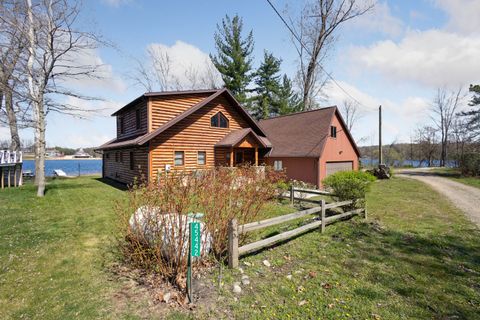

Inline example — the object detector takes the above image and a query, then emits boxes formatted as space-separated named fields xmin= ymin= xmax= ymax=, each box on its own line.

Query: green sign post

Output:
xmin=187 ymin=221 xmax=201 ymax=303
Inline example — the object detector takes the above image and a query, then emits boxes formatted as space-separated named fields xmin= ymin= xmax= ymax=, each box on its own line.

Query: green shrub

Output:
xmin=323 ymin=171 xmax=376 ymax=207
xmin=459 ymin=152 xmax=480 ymax=176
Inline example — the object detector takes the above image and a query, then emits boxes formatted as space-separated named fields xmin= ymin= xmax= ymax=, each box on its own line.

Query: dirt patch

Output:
xmin=108 ymin=262 xmax=220 ymax=318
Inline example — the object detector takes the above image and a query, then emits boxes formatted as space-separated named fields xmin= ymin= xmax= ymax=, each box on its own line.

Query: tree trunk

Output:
xmin=36 ymin=99 xmax=46 ymax=197
xmin=5 ymin=89 xmax=21 ymax=151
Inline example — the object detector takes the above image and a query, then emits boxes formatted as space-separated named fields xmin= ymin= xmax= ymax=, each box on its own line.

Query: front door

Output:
xmin=235 ymin=150 xmax=244 ymax=165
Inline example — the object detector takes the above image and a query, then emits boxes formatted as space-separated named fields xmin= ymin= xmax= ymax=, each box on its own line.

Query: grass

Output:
xmin=1 ymin=176 xmax=479 ymax=319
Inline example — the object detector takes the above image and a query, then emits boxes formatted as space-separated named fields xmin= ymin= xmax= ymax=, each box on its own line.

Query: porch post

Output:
xmin=230 ymin=148 xmax=234 ymax=167
xmin=255 ymin=147 xmax=258 ymax=166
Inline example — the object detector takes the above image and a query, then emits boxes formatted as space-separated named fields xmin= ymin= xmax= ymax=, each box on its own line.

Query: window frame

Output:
xmin=135 ymin=109 xmax=141 ymax=130
xmin=210 ymin=112 xmax=229 ymax=128
xmin=330 ymin=126 xmax=337 ymax=138
xmin=174 ymin=151 xmax=184 ymax=166
xmin=274 ymin=160 xmax=283 ymax=171
xmin=197 ymin=151 xmax=206 ymax=165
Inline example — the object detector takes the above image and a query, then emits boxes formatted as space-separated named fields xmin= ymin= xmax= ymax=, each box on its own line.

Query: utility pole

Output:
xmin=378 ymin=105 xmax=382 ymax=166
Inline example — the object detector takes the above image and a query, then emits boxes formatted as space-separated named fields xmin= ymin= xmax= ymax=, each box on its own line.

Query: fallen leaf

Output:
xmin=308 ymin=271 xmax=317 ymax=278
xmin=321 ymin=282 xmax=332 ymax=289
xmin=298 ymin=300 xmax=307 ymax=306
xmin=327 ymin=303 xmax=335 ymax=309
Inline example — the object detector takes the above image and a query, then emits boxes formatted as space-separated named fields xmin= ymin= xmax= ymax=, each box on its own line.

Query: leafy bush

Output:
xmin=459 ymin=152 xmax=480 ymax=176
xmin=322 ymin=171 xmax=376 ymax=207
xmin=116 ymin=166 xmax=285 ymax=290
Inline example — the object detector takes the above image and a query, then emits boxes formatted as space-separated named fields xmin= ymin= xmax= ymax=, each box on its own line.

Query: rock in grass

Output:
xmin=233 ymin=282 xmax=242 ymax=294
xmin=262 ymin=260 xmax=271 ymax=267
xmin=163 ymin=292 xmax=171 ymax=303
xmin=241 ymin=275 xmax=250 ymax=285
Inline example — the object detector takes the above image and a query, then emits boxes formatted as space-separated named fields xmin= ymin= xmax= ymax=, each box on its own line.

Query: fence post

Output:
xmin=321 ymin=199 xmax=326 ymax=233
xmin=290 ymin=185 xmax=294 ymax=205
xmin=228 ymin=219 xmax=239 ymax=269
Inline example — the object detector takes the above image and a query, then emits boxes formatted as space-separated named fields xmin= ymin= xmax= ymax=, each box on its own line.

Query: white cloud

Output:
xmin=349 ymin=29 xmax=480 ymax=87
xmin=349 ymin=1 xmax=404 ymax=37
xmin=435 ymin=0 xmax=480 ymax=34
xmin=325 ymin=80 xmax=430 ymax=144
xmin=58 ymin=48 xmax=127 ymax=94
xmin=145 ymin=40 xmax=223 ymax=90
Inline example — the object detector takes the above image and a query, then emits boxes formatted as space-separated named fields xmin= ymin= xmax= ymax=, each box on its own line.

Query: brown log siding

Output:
xmin=149 ymin=93 xmax=212 ymax=131
xmin=116 ymin=101 xmax=147 ymax=139
xmin=149 ymin=96 xmax=251 ymax=180
xmin=103 ymin=146 xmax=148 ymax=185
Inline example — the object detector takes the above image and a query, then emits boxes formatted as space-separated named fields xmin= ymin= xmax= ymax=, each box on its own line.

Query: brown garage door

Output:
xmin=326 ymin=161 xmax=353 ymax=176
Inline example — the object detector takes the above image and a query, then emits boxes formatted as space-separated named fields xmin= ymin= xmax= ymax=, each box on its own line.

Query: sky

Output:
xmin=2 ymin=0 xmax=480 ymax=148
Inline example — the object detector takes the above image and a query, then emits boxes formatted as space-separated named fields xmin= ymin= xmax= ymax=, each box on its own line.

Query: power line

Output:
xmin=265 ymin=0 xmax=374 ymax=111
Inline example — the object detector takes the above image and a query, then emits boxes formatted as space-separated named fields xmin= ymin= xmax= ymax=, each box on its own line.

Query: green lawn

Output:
xmin=1 ymin=176 xmax=479 ymax=319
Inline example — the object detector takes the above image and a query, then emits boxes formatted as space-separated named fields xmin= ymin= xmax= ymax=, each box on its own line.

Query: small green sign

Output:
xmin=190 ymin=222 xmax=201 ymax=257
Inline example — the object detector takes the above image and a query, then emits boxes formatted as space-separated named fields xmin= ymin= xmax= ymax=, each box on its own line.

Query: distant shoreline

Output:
xmin=23 ymin=156 xmax=102 ymax=161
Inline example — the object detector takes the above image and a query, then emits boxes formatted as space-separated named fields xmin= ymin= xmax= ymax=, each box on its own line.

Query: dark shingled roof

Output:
xmin=215 ymin=128 xmax=271 ymax=148
xmin=259 ymin=107 xmax=360 ymax=158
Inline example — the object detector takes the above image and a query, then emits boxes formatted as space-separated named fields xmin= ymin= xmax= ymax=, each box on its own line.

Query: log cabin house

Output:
xmin=97 ymin=88 xmax=359 ymax=188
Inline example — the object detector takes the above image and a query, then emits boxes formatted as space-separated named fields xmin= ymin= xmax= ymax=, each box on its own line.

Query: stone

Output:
xmin=241 ymin=275 xmax=250 ymax=285
xmin=238 ymin=267 xmax=244 ymax=274
xmin=163 ymin=292 xmax=171 ymax=303
xmin=233 ymin=283 xmax=242 ymax=294
xmin=262 ymin=260 xmax=271 ymax=267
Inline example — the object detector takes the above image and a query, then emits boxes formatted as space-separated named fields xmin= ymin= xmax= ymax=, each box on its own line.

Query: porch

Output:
xmin=214 ymin=128 xmax=271 ymax=167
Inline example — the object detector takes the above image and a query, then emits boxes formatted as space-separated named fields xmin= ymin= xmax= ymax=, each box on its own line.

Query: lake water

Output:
xmin=23 ymin=159 xmax=102 ymax=176
xmin=360 ymin=158 xmax=458 ymax=168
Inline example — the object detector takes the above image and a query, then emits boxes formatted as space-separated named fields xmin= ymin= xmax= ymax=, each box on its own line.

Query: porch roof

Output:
xmin=215 ymin=128 xmax=271 ymax=148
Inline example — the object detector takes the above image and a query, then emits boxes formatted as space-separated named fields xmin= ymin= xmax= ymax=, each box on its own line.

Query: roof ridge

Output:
xmin=260 ymin=106 xmax=337 ymax=121
xmin=144 ymin=88 xmax=221 ymax=96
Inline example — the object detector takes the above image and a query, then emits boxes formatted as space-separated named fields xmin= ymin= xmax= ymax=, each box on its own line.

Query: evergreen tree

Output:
xmin=276 ymin=75 xmax=302 ymax=116
xmin=461 ymin=84 xmax=480 ymax=140
xmin=210 ymin=15 xmax=254 ymax=104
xmin=250 ymin=51 xmax=282 ymax=120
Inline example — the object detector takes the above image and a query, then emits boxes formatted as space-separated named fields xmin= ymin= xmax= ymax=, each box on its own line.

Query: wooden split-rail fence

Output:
xmin=228 ymin=193 xmax=366 ymax=269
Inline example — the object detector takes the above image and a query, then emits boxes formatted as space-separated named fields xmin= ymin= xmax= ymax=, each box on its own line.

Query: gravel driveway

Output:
xmin=396 ymin=168 xmax=480 ymax=227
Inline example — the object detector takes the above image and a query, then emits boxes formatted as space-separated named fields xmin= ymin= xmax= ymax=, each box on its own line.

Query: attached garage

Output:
xmin=325 ymin=161 xmax=353 ymax=177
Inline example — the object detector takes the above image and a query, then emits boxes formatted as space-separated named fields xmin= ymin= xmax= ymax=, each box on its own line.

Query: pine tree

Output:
xmin=461 ymin=84 xmax=480 ymax=140
xmin=210 ymin=15 xmax=254 ymax=104
xmin=250 ymin=51 xmax=282 ymax=120
xmin=276 ymin=75 xmax=302 ymax=116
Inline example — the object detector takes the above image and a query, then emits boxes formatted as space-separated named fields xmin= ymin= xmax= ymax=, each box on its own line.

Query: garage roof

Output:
xmin=259 ymin=107 xmax=360 ymax=158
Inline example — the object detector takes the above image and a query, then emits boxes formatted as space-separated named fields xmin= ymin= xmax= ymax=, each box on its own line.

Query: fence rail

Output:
xmin=228 ymin=199 xmax=366 ymax=268
xmin=284 ymin=185 xmax=333 ymax=205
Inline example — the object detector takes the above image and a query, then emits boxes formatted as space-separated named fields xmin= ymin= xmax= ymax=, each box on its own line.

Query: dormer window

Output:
xmin=330 ymin=126 xmax=337 ymax=138
xmin=211 ymin=112 xmax=229 ymax=128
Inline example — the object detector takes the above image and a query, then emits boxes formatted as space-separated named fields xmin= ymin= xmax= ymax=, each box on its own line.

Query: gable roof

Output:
xmin=97 ymin=88 xmax=267 ymax=150
xmin=259 ymin=107 xmax=360 ymax=158
xmin=215 ymin=128 xmax=271 ymax=148
xmin=111 ymin=89 xmax=218 ymax=116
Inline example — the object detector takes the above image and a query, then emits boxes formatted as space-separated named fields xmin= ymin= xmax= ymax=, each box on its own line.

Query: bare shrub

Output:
xmin=115 ymin=165 xmax=285 ymax=290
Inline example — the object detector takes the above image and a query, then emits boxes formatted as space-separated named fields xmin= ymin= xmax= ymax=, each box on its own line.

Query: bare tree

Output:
xmin=20 ymin=0 xmax=104 ymax=196
xmin=416 ymin=126 xmax=438 ymax=167
xmin=0 ymin=0 xmax=27 ymax=151
xmin=131 ymin=49 xmax=222 ymax=92
xmin=340 ymin=99 xmax=362 ymax=132
xmin=291 ymin=0 xmax=374 ymax=109
xmin=430 ymin=87 xmax=465 ymax=167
